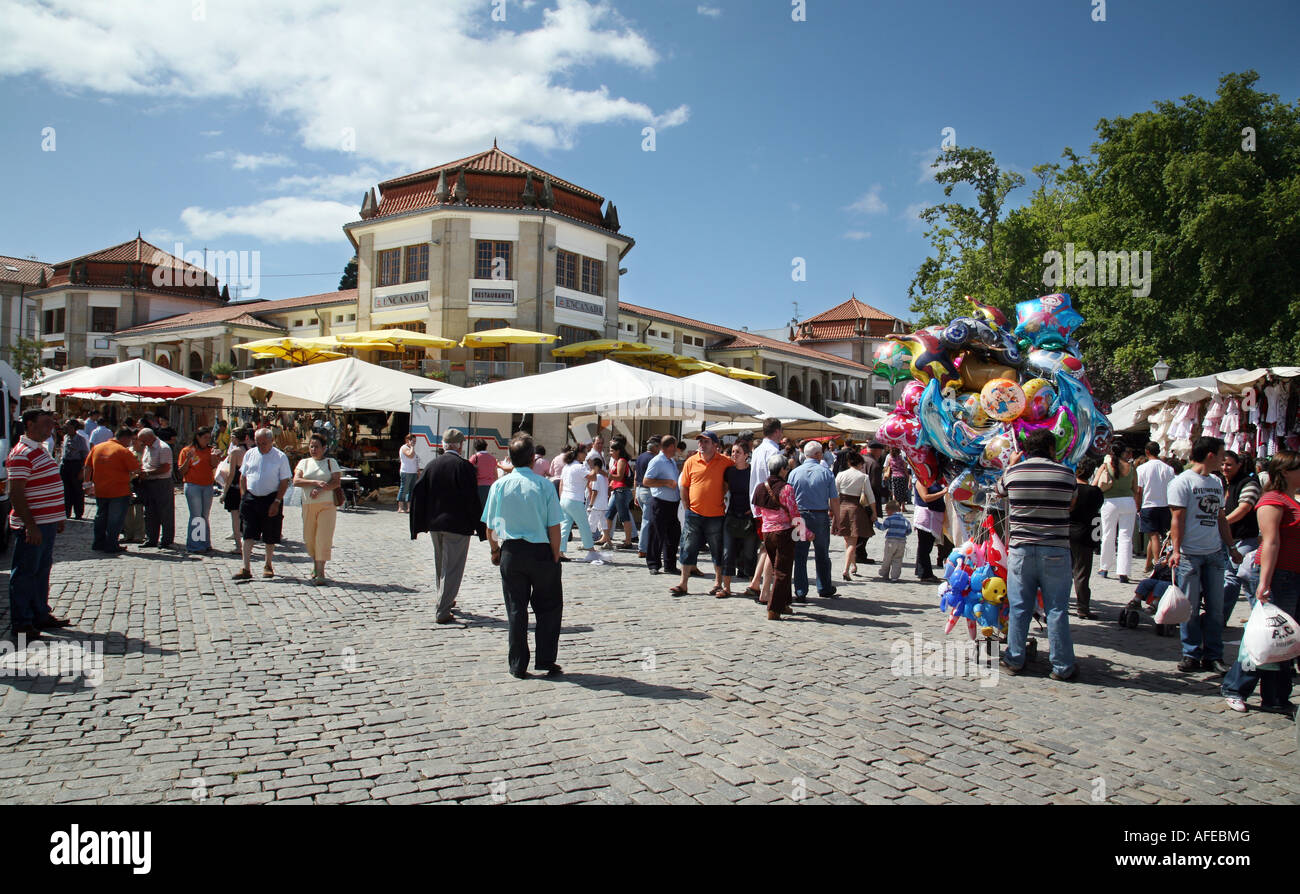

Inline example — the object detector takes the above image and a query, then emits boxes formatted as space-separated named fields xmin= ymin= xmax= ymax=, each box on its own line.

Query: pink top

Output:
xmin=754 ymin=480 xmax=801 ymax=533
xmin=531 ymin=457 xmax=550 ymax=476
xmin=470 ymin=451 xmax=497 ymax=486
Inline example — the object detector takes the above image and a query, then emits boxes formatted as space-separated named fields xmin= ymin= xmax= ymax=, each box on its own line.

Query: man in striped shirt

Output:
xmin=7 ymin=409 xmax=73 ymax=641
xmin=995 ymin=428 xmax=1078 ymax=680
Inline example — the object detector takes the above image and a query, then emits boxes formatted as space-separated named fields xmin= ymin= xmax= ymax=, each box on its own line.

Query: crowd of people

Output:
xmin=6 ymin=403 xmax=1298 ymax=719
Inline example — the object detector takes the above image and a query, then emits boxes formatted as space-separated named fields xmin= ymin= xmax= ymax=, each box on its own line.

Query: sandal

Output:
xmin=718 ymin=590 xmax=732 ymax=599
xmin=669 ymin=585 xmax=688 ymax=596
xmin=708 ymin=585 xmax=722 ymax=596
xmin=263 ymin=567 xmax=275 ymax=578
xmin=232 ymin=569 xmax=252 ymax=581
xmin=741 ymin=587 xmax=761 ymax=599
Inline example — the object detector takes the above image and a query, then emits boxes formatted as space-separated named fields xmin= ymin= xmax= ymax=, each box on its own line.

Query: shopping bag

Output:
xmin=1153 ymin=583 xmax=1191 ymax=625
xmin=214 ymin=458 xmax=231 ymax=490
xmin=1243 ymin=601 xmax=1300 ymax=666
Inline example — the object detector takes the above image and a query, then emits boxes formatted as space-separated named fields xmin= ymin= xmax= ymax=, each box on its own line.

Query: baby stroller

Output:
xmin=1117 ymin=535 xmax=1176 ymax=636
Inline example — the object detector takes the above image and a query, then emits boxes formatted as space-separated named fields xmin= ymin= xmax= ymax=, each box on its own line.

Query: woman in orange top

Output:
xmin=178 ymin=426 xmax=221 ymax=552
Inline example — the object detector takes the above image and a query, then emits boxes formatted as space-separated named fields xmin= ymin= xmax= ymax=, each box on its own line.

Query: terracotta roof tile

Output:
xmin=115 ymin=306 xmax=283 ymax=337
xmin=802 ymin=295 xmax=899 ymax=323
xmin=380 ymin=146 xmax=601 ymax=200
xmin=618 ymin=301 xmax=870 ymax=372
xmin=0 ymin=255 xmax=54 ymax=287
xmin=234 ymin=289 xmax=358 ymax=314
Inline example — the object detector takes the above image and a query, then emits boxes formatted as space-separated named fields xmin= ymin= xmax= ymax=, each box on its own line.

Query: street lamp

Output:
xmin=1153 ymin=358 xmax=1170 ymax=383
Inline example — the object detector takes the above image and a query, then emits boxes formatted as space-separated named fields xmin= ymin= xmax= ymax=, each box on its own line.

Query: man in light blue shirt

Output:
xmin=482 ymin=433 xmax=565 ymax=680
xmin=786 ymin=441 xmax=840 ymax=601
xmin=88 ymin=419 xmax=113 ymax=447
xmin=641 ymin=435 xmax=682 ymax=575
xmin=82 ymin=411 xmax=101 ymax=439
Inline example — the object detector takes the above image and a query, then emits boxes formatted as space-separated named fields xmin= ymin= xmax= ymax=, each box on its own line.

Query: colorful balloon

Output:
xmin=920 ymin=380 xmax=1002 ymax=459
xmin=1025 ymin=348 xmax=1088 ymax=389
xmin=872 ymin=341 xmax=914 ymax=385
xmin=982 ymin=577 xmax=1007 ymax=604
xmin=899 ymin=379 xmax=926 ymax=415
xmin=979 ymin=431 xmax=1016 ymax=470
xmin=888 ymin=329 xmax=959 ymax=388
xmin=1013 ymin=405 xmax=1078 ymax=464
xmin=960 ymin=391 xmax=990 ymax=427
xmin=1055 ymin=371 xmax=1099 ymax=469
xmin=958 ymin=357 xmax=1018 ymax=392
xmin=1014 ymin=293 xmax=1084 ymax=349
xmin=980 ymin=378 xmax=1026 ymax=422
xmin=1020 ymin=377 xmax=1057 ymax=422
xmin=878 ymin=411 xmax=922 ymax=451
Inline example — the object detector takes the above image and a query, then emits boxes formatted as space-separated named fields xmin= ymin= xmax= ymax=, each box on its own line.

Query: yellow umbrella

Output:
xmin=690 ymin=359 xmax=729 ymax=374
xmin=550 ymin=339 xmax=653 ymax=358
xmin=460 ymin=327 xmax=559 ymax=348
xmin=339 ymin=329 xmax=458 ymax=350
xmin=724 ymin=366 xmax=773 ymax=380
xmin=307 ymin=335 xmax=401 ymax=353
xmin=236 ymin=338 xmax=347 ymax=366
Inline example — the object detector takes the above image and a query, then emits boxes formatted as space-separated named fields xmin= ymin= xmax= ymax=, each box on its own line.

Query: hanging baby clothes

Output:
xmin=1265 ymin=380 xmax=1284 ymax=425
xmin=1169 ymin=400 xmax=1200 ymax=441
xmin=1242 ymin=386 xmax=1259 ymax=427
xmin=1202 ymin=395 xmax=1227 ymax=438
xmin=1221 ymin=397 xmax=1241 ymax=435
xmin=1149 ymin=403 xmax=1176 ymax=453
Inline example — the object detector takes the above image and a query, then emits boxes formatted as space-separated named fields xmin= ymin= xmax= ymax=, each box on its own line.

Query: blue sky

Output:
xmin=1 ymin=0 xmax=1296 ymax=330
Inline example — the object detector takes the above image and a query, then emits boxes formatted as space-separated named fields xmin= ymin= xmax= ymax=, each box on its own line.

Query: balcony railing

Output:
xmin=380 ymin=358 xmax=529 ymax=387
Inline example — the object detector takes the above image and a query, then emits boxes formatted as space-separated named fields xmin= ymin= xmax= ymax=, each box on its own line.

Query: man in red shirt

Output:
xmin=84 ymin=427 xmax=143 ymax=554
xmin=7 ymin=409 xmax=72 ymax=641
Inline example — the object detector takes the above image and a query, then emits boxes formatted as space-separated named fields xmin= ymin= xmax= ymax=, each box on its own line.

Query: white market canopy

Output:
xmin=22 ymin=358 xmax=201 ymax=398
xmin=217 ymin=357 xmax=458 ymax=413
xmin=1108 ymin=366 xmax=1300 ymax=433
xmin=177 ymin=377 xmax=329 ymax=411
xmin=681 ymin=371 xmax=833 ymax=424
xmin=418 ymin=359 xmax=761 ymax=418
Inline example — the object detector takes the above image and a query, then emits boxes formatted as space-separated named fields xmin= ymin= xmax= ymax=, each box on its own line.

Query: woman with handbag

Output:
xmin=220 ymin=426 xmax=253 ymax=554
xmin=1221 ymin=450 xmax=1300 ymax=714
xmin=834 ymin=451 xmax=874 ymax=580
xmin=1096 ymin=441 xmax=1137 ymax=583
xmin=293 ymin=432 xmax=343 ymax=584
xmin=719 ymin=441 xmax=758 ymax=597
xmin=752 ymin=453 xmax=802 ymax=620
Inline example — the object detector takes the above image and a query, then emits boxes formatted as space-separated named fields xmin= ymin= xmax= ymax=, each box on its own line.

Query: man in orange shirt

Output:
xmin=669 ymin=430 xmax=733 ymax=597
xmin=84 ymin=427 xmax=142 ymax=554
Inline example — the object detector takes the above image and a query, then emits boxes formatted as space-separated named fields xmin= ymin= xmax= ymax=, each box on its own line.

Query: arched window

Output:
xmin=787 ymin=376 xmax=801 ymax=404
xmin=809 ymin=379 xmax=823 ymax=414
xmin=189 ymin=352 xmax=203 ymax=380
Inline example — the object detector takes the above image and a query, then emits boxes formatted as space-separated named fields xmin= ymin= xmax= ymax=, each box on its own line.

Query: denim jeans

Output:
xmin=1177 ymin=549 xmax=1227 ymax=661
xmin=1004 ymin=544 xmax=1076 ymax=674
xmin=184 ymin=483 xmax=214 ymax=551
xmin=606 ymin=487 xmax=634 ymax=526
xmin=679 ymin=509 xmax=724 ymax=569
xmin=92 ymin=495 xmax=130 ymax=551
xmin=793 ymin=509 xmax=834 ymax=596
xmin=1222 ymin=537 xmax=1259 ymax=626
xmin=9 ymin=523 xmax=57 ymax=629
xmin=559 ymin=498 xmax=593 ymax=553
xmin=636 ymin=487 xmax=654 ymax=546
xmin=396 ymin=472 xmax=417 ymax=503
xmin=1222 ymin=566 xmax=1298 ymax=707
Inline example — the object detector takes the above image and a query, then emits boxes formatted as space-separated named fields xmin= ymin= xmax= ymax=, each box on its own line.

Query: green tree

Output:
xmin=339 ymin=257 xmax=358 ymax=291
xmin=10 ymin=337 xmax=45 ymax=387
xmin=907 ymin=146 xmax=1027 ymax=325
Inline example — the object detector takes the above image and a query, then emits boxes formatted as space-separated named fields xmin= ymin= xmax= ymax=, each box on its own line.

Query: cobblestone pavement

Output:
xmin=0 ymin=494 xmax=1295 ymax=805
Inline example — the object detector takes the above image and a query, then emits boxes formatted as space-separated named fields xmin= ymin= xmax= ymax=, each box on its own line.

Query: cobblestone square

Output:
xmin=1 ymin=494 xmax=1295 ymax=805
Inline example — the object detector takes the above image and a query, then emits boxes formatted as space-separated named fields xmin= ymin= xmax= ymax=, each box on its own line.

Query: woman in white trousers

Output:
xmin=1097 ymin=443 xmax=1138 ymax=582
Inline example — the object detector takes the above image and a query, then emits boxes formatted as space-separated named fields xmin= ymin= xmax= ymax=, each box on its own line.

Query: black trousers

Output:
xmin=645 ymin=497 xmax=681 ymax=573
xmin=500 ymin=540 xmax=563 ymax=674
xmin=139 ymin=478 xmax=175 ymax=546
xmin=915 ymin=529 xmax=951 ymax=578
xmin=1070 ymin=528 xmax=1093 ymax=611
xmin=61 ymin=464 xmax=84 ymax=519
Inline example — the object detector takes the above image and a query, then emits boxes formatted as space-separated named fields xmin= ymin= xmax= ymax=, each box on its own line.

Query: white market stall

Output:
xmin=1108 ymin=365 xmax=1300 ymax=459
xmin=23 ymin=358 xmax=201 ymax=400
xmin=414 ymin=359 xmax=764 ymax=464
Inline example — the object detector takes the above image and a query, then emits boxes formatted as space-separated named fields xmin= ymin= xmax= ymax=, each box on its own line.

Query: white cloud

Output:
xmin=915 ymin=146 xmax=957 ymax=184
xmin=697 ymin=5 xmax=722 ymax=16
xmin=179 ymin=197 xmax=357 ymax=243
xmin=842 ymin=231 xmax=871 ymax=241
xmin=0 ymin=0 xmax=688 ymax=169
xmin=199 ymin=130 xmax=222 ymax=137
xmin=846 ymin=184 xmax=887 ymax=215
xmin=271 ymin=166 xmax=384 ymax=201
xmin=206 ymin=151 xmax=294 ymax=171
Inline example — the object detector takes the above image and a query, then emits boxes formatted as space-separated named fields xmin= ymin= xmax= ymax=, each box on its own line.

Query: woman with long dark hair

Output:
xmin=178 ymin=425 xmax=221 ymax=552
xmin=598 ymin=439 xmax=637 ymax=549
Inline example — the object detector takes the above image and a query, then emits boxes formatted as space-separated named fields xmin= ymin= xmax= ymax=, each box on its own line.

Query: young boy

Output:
xmin=586 ymin=456 xmax=610 ymax=545
xmin=874 ymin=500 xmax=913 ymax=581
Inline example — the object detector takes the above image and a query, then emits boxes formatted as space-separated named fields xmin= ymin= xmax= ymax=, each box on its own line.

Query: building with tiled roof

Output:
xmin=113 ymin=289 xmax=361 ymax=379
xmin=616 ymin=301 xmax=880 ymax=412
xmin=0 ymin=254 xmax=54 ymax=367
xmin=341 ymin=142 xmax=633 ymax=378
xmin=25 ymin=234 xmax=230 ymax=369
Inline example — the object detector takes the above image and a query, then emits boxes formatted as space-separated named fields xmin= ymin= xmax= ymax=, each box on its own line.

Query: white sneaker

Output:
xmin=584 ymin=549 xmax=603 ymax=564
xmin=1224 ymin=696 xmax=1247 ymax=713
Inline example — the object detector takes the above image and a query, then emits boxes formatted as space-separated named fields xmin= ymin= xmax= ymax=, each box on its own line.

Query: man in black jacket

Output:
xmin=410 ymin=428 xmax=481 ymax=624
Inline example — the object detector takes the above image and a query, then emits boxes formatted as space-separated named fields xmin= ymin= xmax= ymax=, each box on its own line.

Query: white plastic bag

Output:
xmin=214 ymin=458 xmax=231 ymax=490
xmin=1243 ymin=601 xmax=1300 ymax=666
xmin=1153 ymin=583 xmax=1192 ymax=624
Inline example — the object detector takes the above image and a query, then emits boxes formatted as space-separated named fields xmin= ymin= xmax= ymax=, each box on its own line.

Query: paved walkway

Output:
xmin=0 ymin=494 xmax=1295 ymax=804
